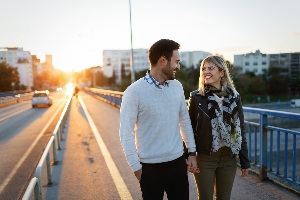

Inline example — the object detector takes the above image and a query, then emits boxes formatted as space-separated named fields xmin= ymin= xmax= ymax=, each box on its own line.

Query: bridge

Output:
xmin=0 ymin=89 xmax=299 ymax=199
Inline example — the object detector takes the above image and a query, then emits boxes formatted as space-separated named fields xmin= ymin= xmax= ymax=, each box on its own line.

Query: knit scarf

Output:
xmin=204 ymin=85 xmax=242 ymax=154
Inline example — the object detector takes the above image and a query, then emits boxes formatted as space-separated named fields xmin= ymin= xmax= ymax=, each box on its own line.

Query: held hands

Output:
xmin=134 ymin=168 xmax=142 ymax=181
xmin=186 ymin=156 xmax=200 ymax=173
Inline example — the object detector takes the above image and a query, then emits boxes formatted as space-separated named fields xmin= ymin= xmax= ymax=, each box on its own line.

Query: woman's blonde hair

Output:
xmin=198 ymin=55 xmax=238 ymax=96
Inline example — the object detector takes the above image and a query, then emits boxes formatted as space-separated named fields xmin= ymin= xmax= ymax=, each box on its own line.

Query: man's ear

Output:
xmin=158 ymin=56 xmax=167 ymax=67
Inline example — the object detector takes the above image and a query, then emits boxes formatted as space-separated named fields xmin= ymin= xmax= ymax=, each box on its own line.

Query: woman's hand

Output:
xmin=134 ymin=169 xmax=142 ymax=181
xmin=186 ymin=156 xmax=200 ymax=173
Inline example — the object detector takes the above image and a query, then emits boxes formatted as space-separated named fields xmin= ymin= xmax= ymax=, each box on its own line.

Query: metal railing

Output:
xmin=87 ymin=88 xmax=300 ymax=190
xmin=85 ymin=88 xmax=123 ymax=108
xmin=22 ymin=94 xmax=72 ymax=200
xmin=243 ymin=107 xmax=300 ymax=187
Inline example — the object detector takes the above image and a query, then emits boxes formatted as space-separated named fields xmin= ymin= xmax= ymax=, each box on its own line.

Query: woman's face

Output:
xmin=202 ymin=61 xmax=224 ymax=89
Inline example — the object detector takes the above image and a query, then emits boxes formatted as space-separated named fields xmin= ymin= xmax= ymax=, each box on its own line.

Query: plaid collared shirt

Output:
xmin=144 ymin=70 xmax=169 ymax=89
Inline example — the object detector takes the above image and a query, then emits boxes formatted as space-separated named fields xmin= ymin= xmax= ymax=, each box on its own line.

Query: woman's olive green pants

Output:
xmin=193 ymin=147 xmax=237 ymax=200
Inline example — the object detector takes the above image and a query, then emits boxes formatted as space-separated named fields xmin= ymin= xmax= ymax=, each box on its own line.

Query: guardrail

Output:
xmin=85 ymin=88 xmax=123 ymax=108
xmin=0 ymin=93 xmax=33 ymax=108
xmin=87 ymin=88 xmax=300 ymax=192
xmin=22 ymin=94 xmax=72 ymax=200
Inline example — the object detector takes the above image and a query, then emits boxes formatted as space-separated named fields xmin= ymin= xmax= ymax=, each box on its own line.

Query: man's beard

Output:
xmin=162 ymin=61 xmax=175 ymax=80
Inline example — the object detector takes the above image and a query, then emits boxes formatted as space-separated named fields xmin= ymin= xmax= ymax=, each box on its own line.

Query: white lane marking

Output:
xmin=79 ymin=96 xmax=133 ymax=200
xmin=0 ymin=106 xmax=31 ymax=122
xmin=0 ymin=102 xmax=65 ymax=193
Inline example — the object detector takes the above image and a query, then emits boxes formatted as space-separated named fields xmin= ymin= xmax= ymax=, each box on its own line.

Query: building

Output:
xmin=180 ymin=51 xmax=210 ymax=69
xmin=234 ymin=50 xmax=269 ymax=75
xmin=103 ymin=49 xmax=149 ymax=83
xmin=32 ymin=55 xmax=42 ymax=74
xmin=234 ymin=50 xmax=300 ymax=79
xmin=269 ymin=52 xmax=300 ymax=79
xmin=0 ymin=47 xmax=33 ymax=89
xmin=103 ymin=49 xmax=210 ymax=83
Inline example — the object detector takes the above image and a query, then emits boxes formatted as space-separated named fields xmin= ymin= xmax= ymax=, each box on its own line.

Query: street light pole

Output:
xmin=129 ymin=0 xmax=135 ymax=83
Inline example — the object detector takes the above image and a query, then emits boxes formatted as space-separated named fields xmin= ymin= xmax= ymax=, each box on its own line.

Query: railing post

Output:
xmin=46 ymin=153 xmax=52 ymax=185
xmin=57 ymin=126 xmax=61 ymax=150
xmin=34 ymin=178 xmax=41 ymax=200
xmin=259 ymin=113 xmax=268 ymax=181
xmin=53 ymin=137 xmax=58 ymax=164
xmin=60 ymin=119 xmax=64 ymax=141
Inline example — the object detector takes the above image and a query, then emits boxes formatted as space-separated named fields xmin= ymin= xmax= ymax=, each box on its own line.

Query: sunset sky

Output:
xmin=1 ymin=0 xmax=300 ymax=72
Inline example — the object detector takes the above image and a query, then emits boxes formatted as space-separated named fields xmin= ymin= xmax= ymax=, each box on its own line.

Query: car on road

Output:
xmin=32 ymin=90 xmax=53 ymax=108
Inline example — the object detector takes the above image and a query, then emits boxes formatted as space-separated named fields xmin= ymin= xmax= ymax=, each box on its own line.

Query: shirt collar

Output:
xmin=144 ymin=70 xmax=169 ymax=89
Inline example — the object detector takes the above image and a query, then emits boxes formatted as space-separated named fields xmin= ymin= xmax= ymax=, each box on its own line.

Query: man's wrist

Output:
xmin=188 ymin=151 xmax=196 ymax=156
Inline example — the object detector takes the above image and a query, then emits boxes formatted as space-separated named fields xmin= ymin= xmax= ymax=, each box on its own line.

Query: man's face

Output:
xmin=162 ymin=50 xmax=180 ymax=80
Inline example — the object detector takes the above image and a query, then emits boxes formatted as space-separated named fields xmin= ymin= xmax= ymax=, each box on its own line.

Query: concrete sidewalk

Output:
xmin=42 ymin=94 xmax=299 ymax=200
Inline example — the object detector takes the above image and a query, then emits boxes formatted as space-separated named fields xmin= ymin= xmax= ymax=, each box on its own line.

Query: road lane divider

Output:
xmin=78 ymin=95 xmax=133 ymax=200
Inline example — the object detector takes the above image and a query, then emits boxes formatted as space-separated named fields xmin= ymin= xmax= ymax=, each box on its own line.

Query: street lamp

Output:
xmin=129 ymin=0 xmax=135 ymax=83
xmin=11 ymin=82 xmax=15 ymax=91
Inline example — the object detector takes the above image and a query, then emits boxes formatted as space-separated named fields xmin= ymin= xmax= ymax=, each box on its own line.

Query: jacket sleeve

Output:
xmin=237 ymin=95 xmax=251 ymax=169
xmin=188 ymin=93 xmax=196 ymax=133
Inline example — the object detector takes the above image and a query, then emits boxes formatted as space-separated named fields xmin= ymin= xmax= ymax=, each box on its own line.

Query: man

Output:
xmin=119 ymin=39 xmax=198 ymax=200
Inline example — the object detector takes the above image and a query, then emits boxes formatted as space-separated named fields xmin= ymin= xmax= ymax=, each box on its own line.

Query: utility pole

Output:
xmin=129 ymin=0 xmax=135 ymax=83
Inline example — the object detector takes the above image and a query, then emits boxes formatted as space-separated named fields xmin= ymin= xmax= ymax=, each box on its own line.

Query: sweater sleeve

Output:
xmin=179 ymin=87 xmax=196 ymax=152
xmin=119 ymin=87 xmax=142 ymax=172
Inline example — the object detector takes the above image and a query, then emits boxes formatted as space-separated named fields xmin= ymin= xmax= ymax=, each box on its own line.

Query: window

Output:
xmin=280 ymin=54 xmax=287 ymax=58
xmin=253 ymin=62 xmax=258 ymax=66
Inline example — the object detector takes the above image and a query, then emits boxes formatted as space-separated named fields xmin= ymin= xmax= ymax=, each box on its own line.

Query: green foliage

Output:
xmin=0 ymin=62 xmax=20 ymax=92
xmin=176 ymin=64 xmax=200 ymax=98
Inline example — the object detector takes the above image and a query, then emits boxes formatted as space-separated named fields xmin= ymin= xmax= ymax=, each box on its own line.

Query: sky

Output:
xmin=1 ymin=0 xmax=300 ymax=72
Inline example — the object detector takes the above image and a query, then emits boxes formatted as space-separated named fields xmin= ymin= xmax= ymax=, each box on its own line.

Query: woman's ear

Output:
xmin=220 ymin=70 xmax=225 ymax=77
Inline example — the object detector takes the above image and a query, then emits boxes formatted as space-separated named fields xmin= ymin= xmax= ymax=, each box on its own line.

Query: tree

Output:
xmin=0 ymin=62 xmax=19 ymax=92
xmin=264 ymin=66 xmax=289 ymax=96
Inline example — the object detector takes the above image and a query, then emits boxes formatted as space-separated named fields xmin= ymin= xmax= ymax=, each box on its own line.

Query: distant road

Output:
xmin=244 ymin=102 xmax=300 ymax=113
xmin=0 ymin=92 xmax=68 ymax=200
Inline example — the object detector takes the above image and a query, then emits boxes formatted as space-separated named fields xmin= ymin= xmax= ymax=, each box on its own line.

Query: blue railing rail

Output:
xmin=87 ymin=88 xmax=300 ymax=191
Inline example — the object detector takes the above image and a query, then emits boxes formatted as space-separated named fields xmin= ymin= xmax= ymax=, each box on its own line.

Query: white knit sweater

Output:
xmin=119 ymin=78 xmax=196 ymax=172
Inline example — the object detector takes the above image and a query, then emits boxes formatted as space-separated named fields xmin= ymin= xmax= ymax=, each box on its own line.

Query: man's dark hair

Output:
xmin=148 ymin=39 xmax=180 ymax=66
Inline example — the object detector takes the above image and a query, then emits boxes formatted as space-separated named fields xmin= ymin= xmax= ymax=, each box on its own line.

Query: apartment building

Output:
xmin=269 ymin=53 xmax=300 ymax=79
xmin=103 ymin=49 xmax=149 ymax=83
xmin=234 ymin=50 xmax=269 ymax=75
xmin=103 ymin=49 xmax=210 ymax=83
xmin=180 ymin=51 xmax=210 ymax=69
xmin=234 ymin=50 xmax=300 ymax=79
xmin=0 ymin=47 xmax=33 ymax=89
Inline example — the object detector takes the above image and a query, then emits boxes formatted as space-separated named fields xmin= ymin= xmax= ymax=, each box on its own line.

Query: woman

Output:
xmin=188 ymin=55 xmax=250 ymax=200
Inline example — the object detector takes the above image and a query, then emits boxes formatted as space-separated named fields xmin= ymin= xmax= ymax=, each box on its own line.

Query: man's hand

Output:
xmin=134 ymin=169 xmax=142 ymax=181
xmin=241 ymin=168 xmax=249 ymax=176
xmin=186 ymin=156 xmax=200 ymax=173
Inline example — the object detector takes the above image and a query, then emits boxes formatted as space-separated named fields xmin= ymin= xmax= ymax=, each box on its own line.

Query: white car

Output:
xmin=32 ymin=90 xmax=53 ymax=108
